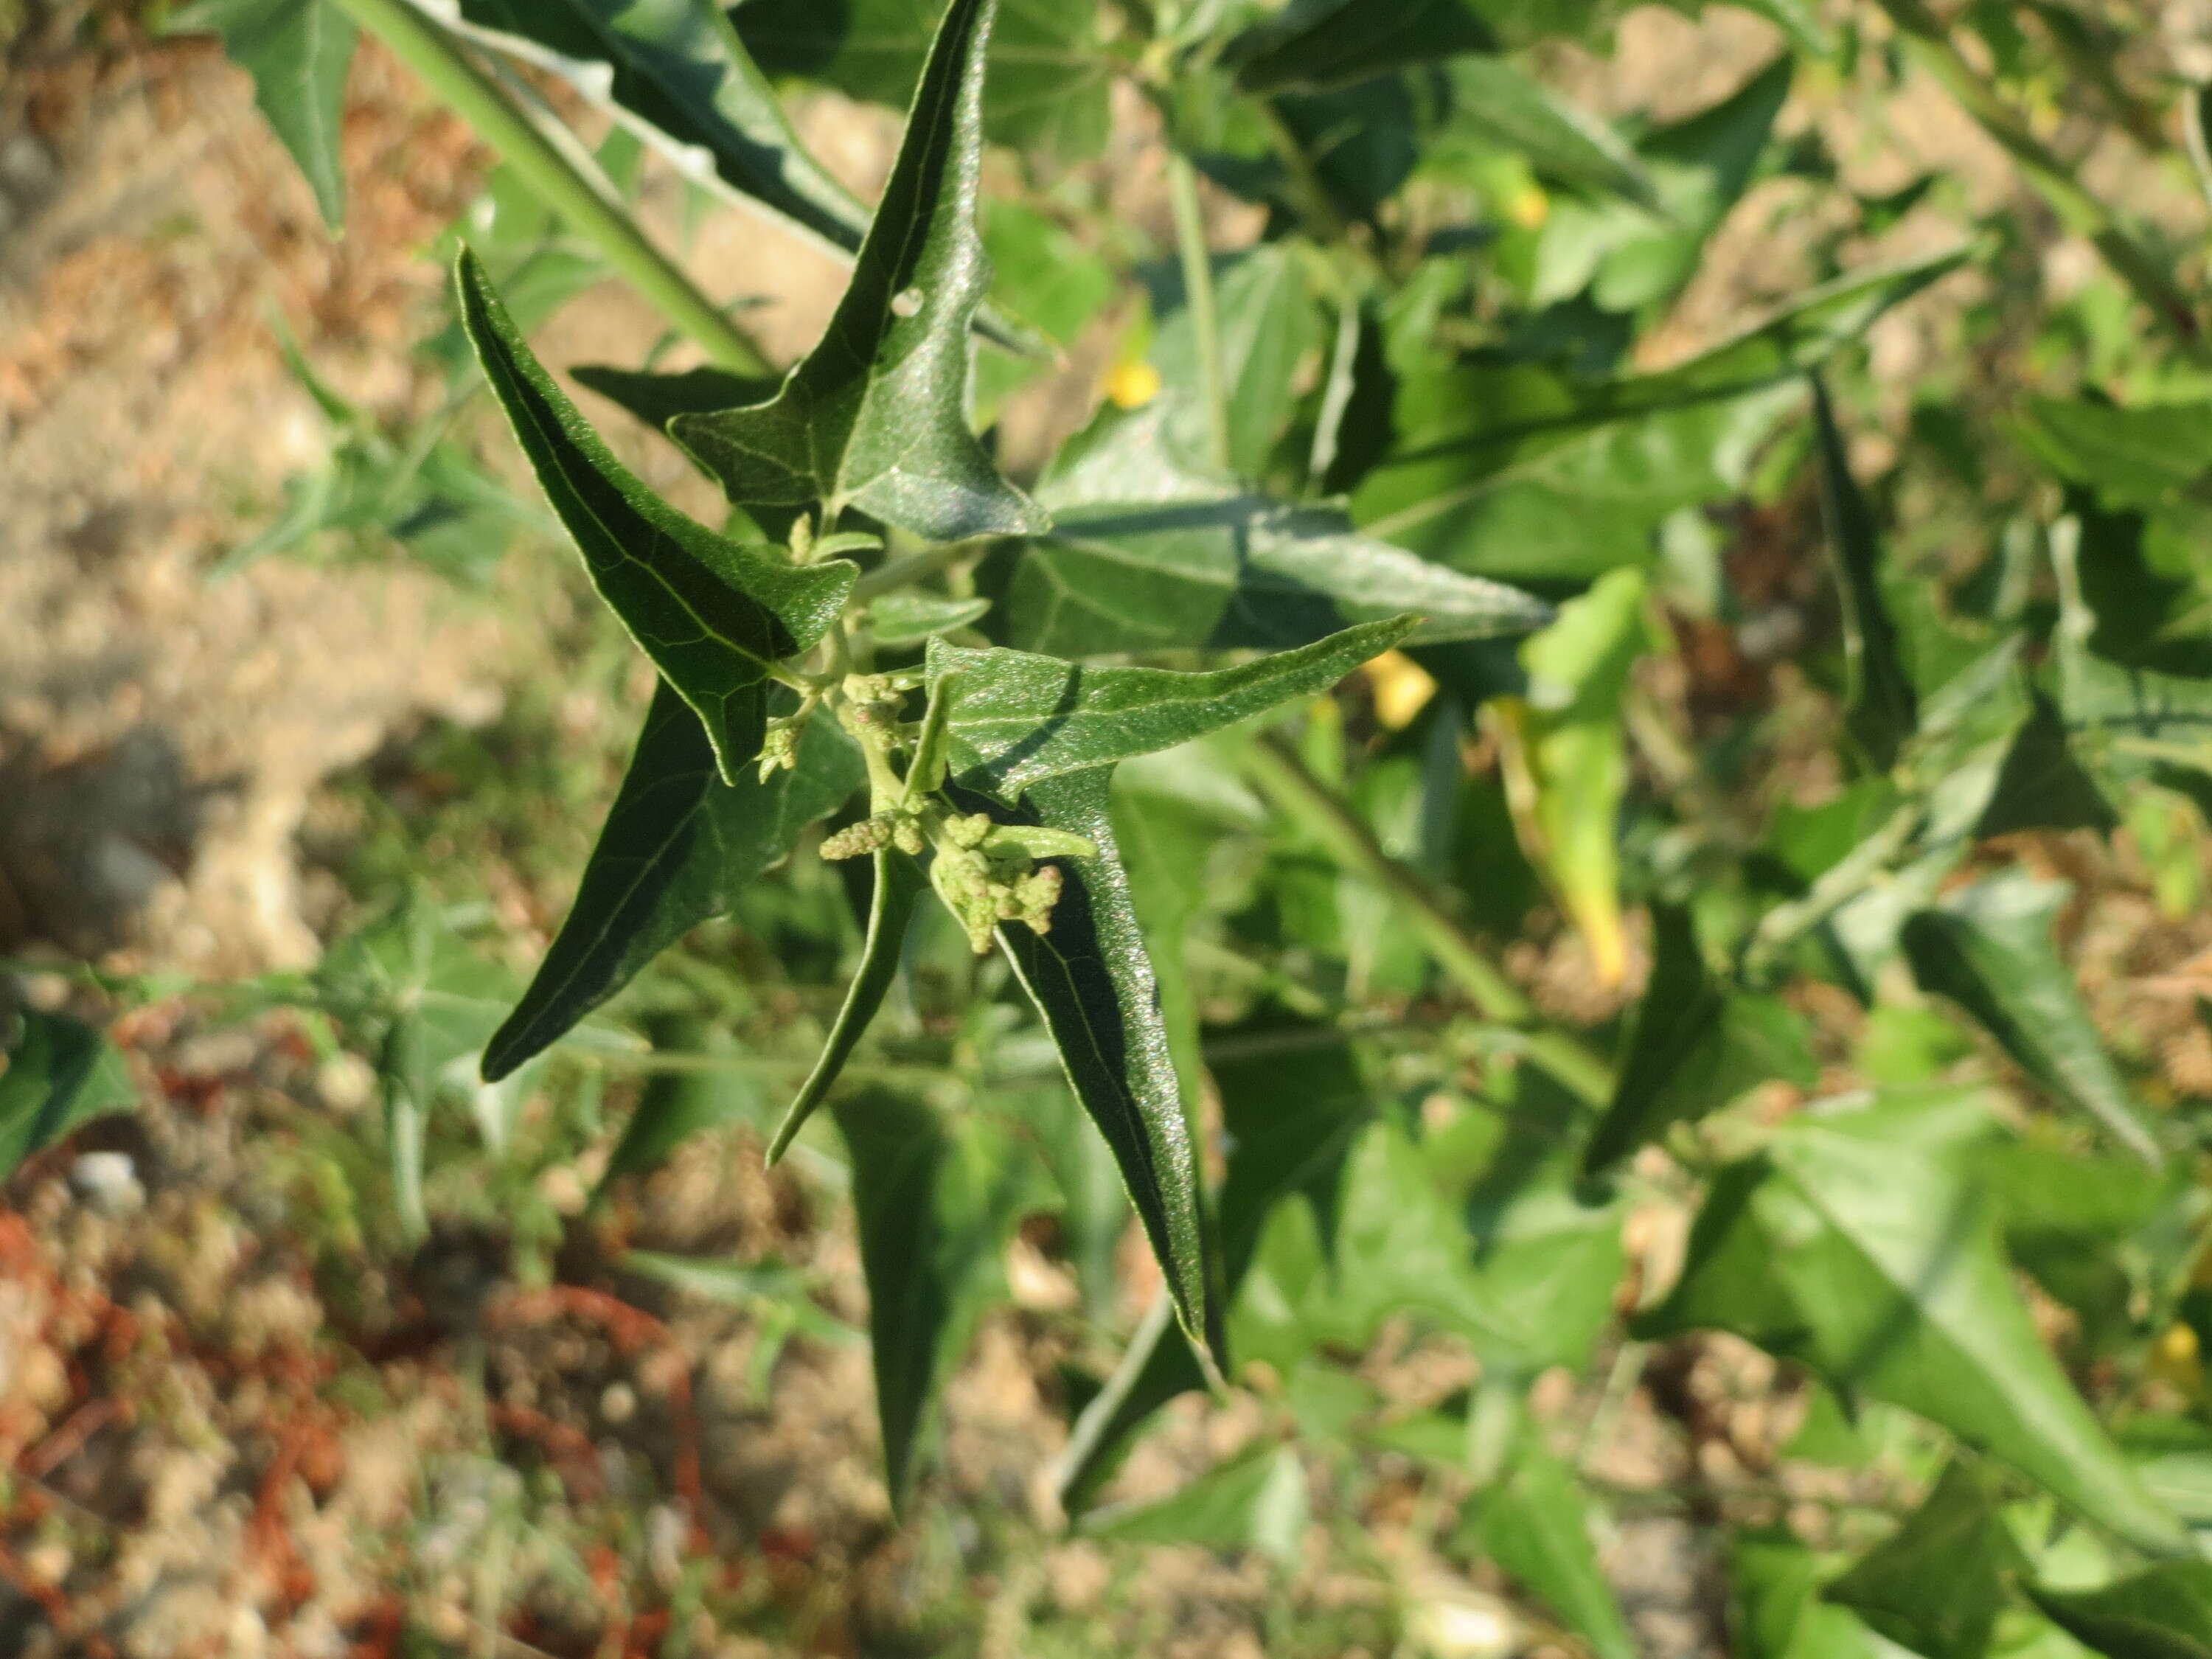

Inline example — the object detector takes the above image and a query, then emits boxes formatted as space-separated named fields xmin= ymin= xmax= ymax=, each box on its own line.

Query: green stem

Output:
xmin=1166 ymin=152 xmax=1233 ymax=474
xmin=330 ymin=0 xmax=772 ymax=375
xmin=1243 ymin=734 xmax=1614 ymax=1107
xmin=1872 ymin=0 xmax=2207 ymax=359
xmin=1737 ymin=799 xmax=1925 ymax=987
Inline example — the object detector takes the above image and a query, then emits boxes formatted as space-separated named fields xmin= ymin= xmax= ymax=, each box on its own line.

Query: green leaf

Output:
xmin=1462 ymin=1443 xmax=1638 ymax=1659
xmin=1900 ymin=871 xmax=2163 ymax=1166
xmin=765 ymin=849 xmax=927 ymax=1162
xmin=0 ymin=1009 xmax=137 ymax=1183
xmin=2017 ymin=397 xmax=2212 ymax=515
xmin=983 ymin=767 xmax=1220 ymax=1360
xmin=1354 ymin=247 xmax=1965 ymax=577
xmin=171 ymin=0 xmax=355 ymax=229
xmin=318 ymin=900 xmax=627 ymax=1235
xmin=1584 ymin=901 xmax=1815 ymax=1177
xmin=1085 ymin=1443 xmax=1310 ymax=1568
xmin=1640 ymin=1094 xmax=2189 ymax=1556
xmin=1153 ymin=242 xmax=1321 ymax=481
xmin=987 ymin=406 xmax=1552 ymax=655
xmin=734 ymin=0 xmax=1113 ymax=161
xmin=927 ymin=616 xmax=1414 ymax=799
xmin=573 ymin=363 xmax=782 ymax=432
xmin=867 ymin=592 xmax=992 ymax=644
xmin=1225 ymin=0 xmax=1496 ymax=93
xmin=672 ymin=0 xmax=1050 ymax=541
xmin=832 ymin=1083 xmax=1029 ymax=1504
xmin=2054 ymin=540 xmax=2212 ymax=797
xmin=484 ymin=681 xmax=865 ymax=1081
xmin=1054 ymin=1008 xmax=1371 ymax=1512
xmin=1811 ymin=376 xmax=1919 ymax=772
xmin=451 ymin=0 xmax=874 ymax=258
xmin=1439 ymin=56 xmax=1659 ymax=211
xmin=2026 ymin=1562 xmax=2212 ymax=1659
xmin=599 ymin=1018 xmax=763 ymax=1194
xmin=1824 ymin=1461 xmax=2026 ymax=1659
xmin=1509 ymin=566 xmax=1655 ymax=987
xmin=1733 ymin=1532 xmax=1899 ymax=1659
xmin=1235 ymin=1110 xmax=1623 ymax=1375
xmin=2059 ymin=498 xmax=2212 ymax=683
xmin=456 ymin=250 xmax=856 ymax=785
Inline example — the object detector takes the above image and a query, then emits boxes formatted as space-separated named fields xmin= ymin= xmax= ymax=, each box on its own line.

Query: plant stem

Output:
xmin=1166 ymin=151 xmax=1233 ymax=473
xmin=1737 ymin=799 xmax=1925 ymax=987
xmin=1871 ymin=0 xmax=2207 ymax=359
xmin=330 ymin=0 xmax=772 ymax=375
xmin=1243 ymin=733 xmax=1614 ymax=1107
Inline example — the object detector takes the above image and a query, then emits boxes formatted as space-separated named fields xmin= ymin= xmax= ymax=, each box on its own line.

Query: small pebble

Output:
xmin=72 ymin=1150 xmax=144 ymax=1215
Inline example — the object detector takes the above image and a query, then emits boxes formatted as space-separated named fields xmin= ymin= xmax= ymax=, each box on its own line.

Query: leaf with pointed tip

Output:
xmin=1085 ymin=1444 xmax=1310 ymax=1568
xmin=672 ymin=0 xmax=1047 ymax=542
xmin=928 ymin=617 xmax=1414 ymax=799
xmin=734 ymin=0 xmax=1114 ymax=162
xmin=1440 ymin=56 xmax=1660 ymax=212
xmin=1639 ymin=1093 xmax=2189 ymax=1556
xmin=451 ymin=0 xmax=875 ymax=259
xmin=458 ymin=251 xmax=855 ymax=785
xmin=1225 ymin=0 xmax=1495 ymax=93
xmin=869 ymin=592 xmax=993 ymax=644
xmin=1056 ymin=1008 xmax=1372 ymax=1512
xmin=484 ymin=681 xmax=865 ymax=1081
xmin=572 ymin=363 xmax=781 ymax=432
xmin=766 ymin=849 xmax=927 ymax=1162
xmin=1811 ymin=376 xmax=1918 ymax=772
xmin=1583 ymin=902 xmax=1814 ymax=1178
xmin=1823 ymin=1461 xmax=2024 ymax=1659
xmin=2053 ymin=521 xmax=2212 ymax=797
xmin=2026 ymin=1561 xmax=2212 ymax=1659
xmin=986 ymin=414 xmax=1551 ymax=655
xmin=1353 ymin=248 xmax=1966 ymax=577
xmin=1462 ymin=1444 xmax=1638 ymax=1659
xmin=170 ymin=0 xmax=355 ymax=229
xmin=969 ymin=767 xmax=1219 ymax=1357
xmin=833 ymin=1083 xmax=1030 ymax=1506
xmin=1901 ymin=872 xmax=2163 ymax=1166
xmin=0 ymin=1009 xmax=136 ymax=1183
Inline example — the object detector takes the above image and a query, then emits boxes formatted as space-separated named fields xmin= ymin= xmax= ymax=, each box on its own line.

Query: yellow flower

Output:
xmin=1366 ymin=650 xmax=1438 ymax=731
xmin=1104 ymin=360 xmax=1163 ymax=409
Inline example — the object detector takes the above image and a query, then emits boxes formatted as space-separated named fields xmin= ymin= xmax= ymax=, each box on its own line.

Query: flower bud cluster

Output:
xmin=818 ymin=807 xmax=928 ymax=861
xmin=930 ymin=812 xmax=1067 ymax=953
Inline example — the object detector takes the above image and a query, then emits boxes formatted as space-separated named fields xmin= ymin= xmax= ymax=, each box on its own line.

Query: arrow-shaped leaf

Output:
xmin=1640 ymin=1093 xmax=2188 ymax=1555
xmin=977 ymin=765 xmax=1220 ymax=1358
xmin=2027 ymin=1560 xmax=2212 ymax=1659
xmin=0 ymin=1009 xmax=137 ymax=1183
xmin=456 ymin=248 xmax=855 ymax=786
xmin=671 ymin=0 xmax=1048 ymax=543
xmin=1583 ymin=902 xmax=1813 ymax=1177
xmin=1461 ymin=1443 xmax=1638 ymax=1659
xmin=170 ymin=0 xmax=356 ymax=229
xmin=988 ymin=403 xmax=1550 ymax=656
xmin=833 ymin=1083 xmax=1029 ymax=1506
xmin=1823 ymin=1461 xmax=2024 ymax=1659
xmin=451 ymin=0 xmax=874 ymax=259
xmin=1810 ymin=375 xmax=1918 ymax=771
xmin=928 ymin=616 xmax=1414 ymax=799
xmin=484 ymin=681 xmax=865 ymax=1081
xmin=1901 ymin=871 xmax=2163 ymax=1166
xmin=765 ymin=849 xmax=928 ymax=1162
